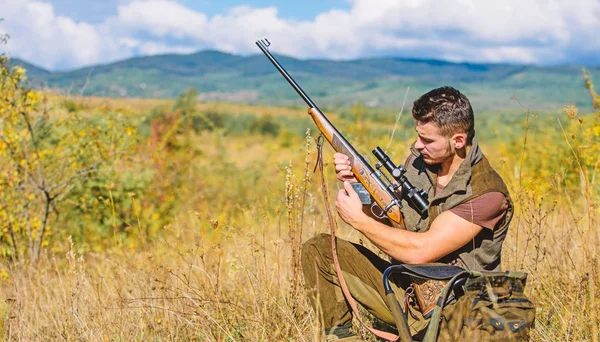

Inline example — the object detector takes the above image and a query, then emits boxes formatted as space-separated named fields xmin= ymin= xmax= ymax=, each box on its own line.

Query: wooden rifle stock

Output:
xmin=308 ymin=108 xmax=404 ymax=226
xmin=256 ymin=38 xmax=405 ymax=227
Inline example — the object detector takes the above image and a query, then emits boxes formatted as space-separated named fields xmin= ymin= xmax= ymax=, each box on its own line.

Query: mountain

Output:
xmin=8 ymin=51 xmax=599 ymax=111
xmin=8 ymin=58 xmax=51 ymax=80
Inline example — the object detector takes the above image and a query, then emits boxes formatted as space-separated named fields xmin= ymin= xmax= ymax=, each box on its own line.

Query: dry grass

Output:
xmin=2 ymin=152 xmax=597 ymax=341
xmin=1 ymin=212 xmax=322 ymax=341
xmin=0 ymin=96 xmax=599 ymax=341
xmin=504 ymin=192 xmax=599 ymax=341
xmin=63 ymin=95 xmax=330 ymax=119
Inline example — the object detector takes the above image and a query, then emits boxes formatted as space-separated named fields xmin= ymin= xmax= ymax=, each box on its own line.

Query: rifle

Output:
xmin=255 ymin=39 xmax=429 ymax=225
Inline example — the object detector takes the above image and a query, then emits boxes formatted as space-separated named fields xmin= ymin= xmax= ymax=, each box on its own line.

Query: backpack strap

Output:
xmin=422 ymin=270 xmax=475 ymax=342
xmin=382 ymin=264 xmax=466 ymax=341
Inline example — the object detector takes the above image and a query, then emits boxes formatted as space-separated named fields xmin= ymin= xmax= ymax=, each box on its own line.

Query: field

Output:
xmin=0 ymin=60 xmax=599 ymax=341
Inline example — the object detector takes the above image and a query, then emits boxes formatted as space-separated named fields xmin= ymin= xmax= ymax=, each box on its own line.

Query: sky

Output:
xmin=0 ymin=0 xmax=599 ymax=71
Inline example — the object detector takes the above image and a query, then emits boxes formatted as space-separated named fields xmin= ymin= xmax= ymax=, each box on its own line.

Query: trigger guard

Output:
xmin=370 ymin=203 xmax=386 ymax=219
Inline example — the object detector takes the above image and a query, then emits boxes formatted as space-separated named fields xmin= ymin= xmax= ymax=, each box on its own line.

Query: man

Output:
xmin=301 ymin=86 xmax=512 ymax=340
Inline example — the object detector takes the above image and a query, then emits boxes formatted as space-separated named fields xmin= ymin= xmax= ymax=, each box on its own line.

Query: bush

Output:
xmin=249 ymin=115 xmax=281 ymax=136
xmin=0 ymin=57 xmax=133 ymax=261
xmin=190 ymin=110 xmax=225 ymax=132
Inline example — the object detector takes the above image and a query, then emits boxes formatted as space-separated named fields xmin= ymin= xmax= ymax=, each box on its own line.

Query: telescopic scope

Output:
xmin=372 ymin=146 xmax=429 ymax=217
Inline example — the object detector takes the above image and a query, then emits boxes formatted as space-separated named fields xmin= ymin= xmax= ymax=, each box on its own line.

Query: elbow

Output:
xmin=403 ymin=253 xmax=434 ymax=264
xmin=400 ymin=239 xmax=436 ymax=264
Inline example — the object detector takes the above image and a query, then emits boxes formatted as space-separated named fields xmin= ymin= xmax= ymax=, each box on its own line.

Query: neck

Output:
xmin=437 ymin=146 xmax=469 ymax=184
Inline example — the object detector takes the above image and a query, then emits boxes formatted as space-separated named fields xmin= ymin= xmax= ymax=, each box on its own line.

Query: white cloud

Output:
xmin=115 ymin=0 xmax=207 ymax=38
xmin=0 ymin=0 xmax=599 ymax=70
xmin=0 ymin=0 xmax=129 ymax=69
xmin=294 ymin=0 xmax=598 ymax=64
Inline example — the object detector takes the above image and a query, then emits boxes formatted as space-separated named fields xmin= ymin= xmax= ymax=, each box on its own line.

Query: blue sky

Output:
xmin=1 ymin=0 xmax=599 ymax=70
xmin=47 ymin=0 xmax=350 ymax=23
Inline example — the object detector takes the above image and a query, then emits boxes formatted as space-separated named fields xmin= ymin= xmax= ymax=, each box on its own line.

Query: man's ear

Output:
xmin=452 ymin=132 xmax=467 ymax=149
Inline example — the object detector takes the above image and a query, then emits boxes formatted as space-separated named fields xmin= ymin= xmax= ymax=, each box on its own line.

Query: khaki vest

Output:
xmin=398 ymin=136 xmax=513 ymax=271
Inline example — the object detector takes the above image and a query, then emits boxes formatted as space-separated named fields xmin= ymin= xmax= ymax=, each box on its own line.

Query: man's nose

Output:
xmin=414 ymin=138 xmax=424 ymax=150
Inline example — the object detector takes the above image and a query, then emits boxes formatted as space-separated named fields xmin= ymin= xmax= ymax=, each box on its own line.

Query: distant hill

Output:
xmin=8 ymin=50 xmax=599 ymax=112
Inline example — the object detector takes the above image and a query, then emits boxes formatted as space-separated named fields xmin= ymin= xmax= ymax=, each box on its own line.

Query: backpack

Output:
xmin=383 ymin=264 xmax=536 ymax=341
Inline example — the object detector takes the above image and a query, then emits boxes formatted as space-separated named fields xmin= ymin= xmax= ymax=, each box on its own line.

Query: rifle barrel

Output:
xmin=255 ymin=38 xmax=370 ymax=173
xmin=255 ymin=40 xmax=318 ymax=109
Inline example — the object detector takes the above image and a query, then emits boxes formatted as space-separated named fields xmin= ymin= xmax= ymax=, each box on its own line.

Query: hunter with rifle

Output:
xmin=256 ymin=39 xmax=535 ymax=341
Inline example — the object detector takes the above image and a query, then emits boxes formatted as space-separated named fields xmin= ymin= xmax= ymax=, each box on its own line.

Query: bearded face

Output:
xmin=414 ymin=121 xmax=457 ymax=166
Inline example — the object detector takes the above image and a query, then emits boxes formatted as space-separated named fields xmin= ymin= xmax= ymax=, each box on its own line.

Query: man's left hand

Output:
xmin=335 ymin=181 xmax=369 ymax=229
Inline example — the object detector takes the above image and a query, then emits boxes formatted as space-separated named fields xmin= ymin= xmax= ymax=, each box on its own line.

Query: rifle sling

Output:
xmin=315 ymin=135 xmax=404 ymax=342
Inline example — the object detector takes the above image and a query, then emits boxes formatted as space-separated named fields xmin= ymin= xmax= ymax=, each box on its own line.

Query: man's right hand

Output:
xmin=334 ymin=153 xmax=358 ymax=183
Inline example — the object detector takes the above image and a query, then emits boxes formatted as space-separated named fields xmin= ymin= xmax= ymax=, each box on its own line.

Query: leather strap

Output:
xmin=315 ymin=135 xmax=401 ymax=342
xmin=403 ymin=285 xmax=421 ymax=321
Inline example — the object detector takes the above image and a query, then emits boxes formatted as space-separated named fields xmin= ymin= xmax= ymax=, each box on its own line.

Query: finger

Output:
xmin=336 ymin=171 xmax=354 ymax=181
xmin=338 ymin=175 xmax=357 ymax=183
xmin=334 ymin=155 xmax=351 ymax=163
xmin=338 ymin=170 xmax=354 ymax=178
xmin=335 ymin=164 xmax=351 ymax=172
xmin=333 ymin=153 xmax=349 ymax=160
xmin=333 ymin=153 xmax=349 ymax=161
xmin=334 ymin=159 xmax=351 ymax=168
xmin=337 ymin=170 xmax=357 ymax=180
xmin=343 ymin=181 xmax=357 ymax=197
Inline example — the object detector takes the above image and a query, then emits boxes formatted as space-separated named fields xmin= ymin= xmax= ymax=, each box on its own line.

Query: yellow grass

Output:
xmin=1 ymin=93 xmax=599 ymax=341
xmin=62 ymin=95 xmax=328 ymax=119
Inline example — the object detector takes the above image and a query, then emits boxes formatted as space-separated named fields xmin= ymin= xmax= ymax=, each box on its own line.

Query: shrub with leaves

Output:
xmin=0 ymin=54 xmax=133 ymax=261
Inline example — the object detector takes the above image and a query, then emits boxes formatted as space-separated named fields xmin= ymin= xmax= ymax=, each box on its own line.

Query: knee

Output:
xmin=301 ymin=233 xmax=331 ymax=271
xmin=301 ymin=233 xmax=330 ymax=258
xmin=303 ymin=233 xmax=331 ymax=248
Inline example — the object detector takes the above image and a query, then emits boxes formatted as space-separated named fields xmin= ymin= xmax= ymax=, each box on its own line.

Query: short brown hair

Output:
xmin=412 ymin=86 xmax=474 ymax=145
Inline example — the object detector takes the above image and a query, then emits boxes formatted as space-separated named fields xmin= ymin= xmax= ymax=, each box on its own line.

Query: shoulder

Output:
xmin=470 ymin=156 xmax=509 ymax=196
xmin=450 ymin=192 xmax=508 ymax=230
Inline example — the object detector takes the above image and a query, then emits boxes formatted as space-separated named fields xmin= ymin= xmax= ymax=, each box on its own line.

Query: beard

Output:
xmin=421 ymin=140 xmax=455 ymax=166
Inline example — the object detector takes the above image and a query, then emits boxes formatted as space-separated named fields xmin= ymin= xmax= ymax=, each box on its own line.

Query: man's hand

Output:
xmin=334 ymin=153 xmax=358 ymax=182
xmin=335 ymin=181 xmax=369 ymax=228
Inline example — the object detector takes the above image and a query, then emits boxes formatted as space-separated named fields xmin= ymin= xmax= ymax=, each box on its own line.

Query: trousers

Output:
xmin=301 ymin=233 xmax=428 ymax=334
